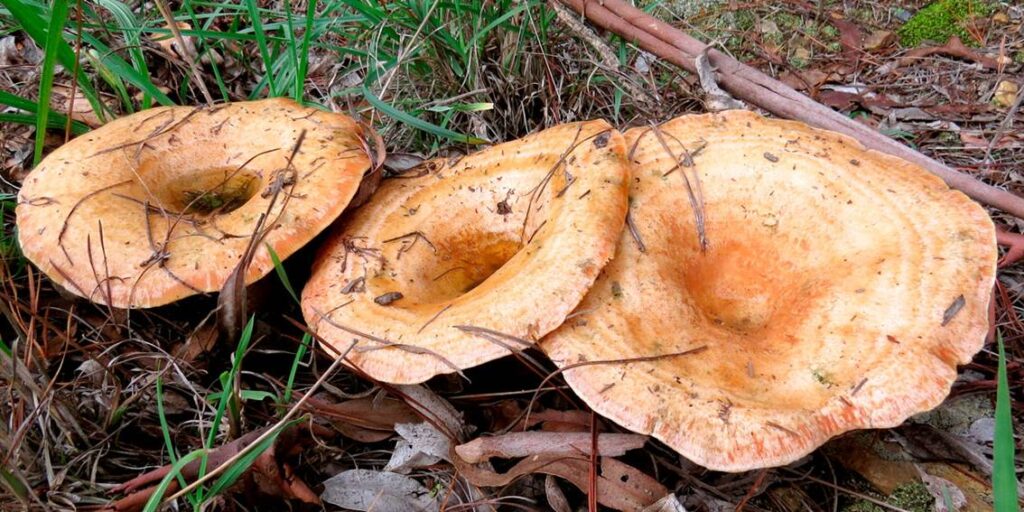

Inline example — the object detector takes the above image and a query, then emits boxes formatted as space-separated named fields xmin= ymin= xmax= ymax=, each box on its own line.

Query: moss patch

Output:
xmin=842 ymin=482 xmax=934 ymax=512
xmin=896 ymin=0 xmax=992 ymax=47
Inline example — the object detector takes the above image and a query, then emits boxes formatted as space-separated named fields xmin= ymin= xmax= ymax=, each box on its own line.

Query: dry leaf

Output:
xmin=864 ymin=30 xmax=895 ymax=52
xmin=918 ymin=469 xmax=966 ymax=512
xmin=993 ymin=81 xmax=1019 ymax=109
xmin=886 ymin=36 xmax=1000 ymax=72
xmin=320 ymin=469 xmax=439 ymax=512
xmin=642 ymin=494 xmax=687 ymax=512
xmin=50 ymin=84 xmax=106 ymax=127
xmin=303 ymin=395 xmax=419 ymax=442
xmin=455 ymin=454 xmax=665 ymax=511
xmin=154 ymin=21 xmax=222 ymax=65
xmin=455 ymin=432 xmax=647 ymax=463
xmin=395 ymin=384 xmax=467 ymax=440
xmin=545 ymin=475 xmax=573 ymax=512
xmin=385 ymin=421 xmax=452 ymax=473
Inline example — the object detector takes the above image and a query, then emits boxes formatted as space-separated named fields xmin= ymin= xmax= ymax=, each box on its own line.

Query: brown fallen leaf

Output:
xmin=887 ymin=36 xmax=1000 ymax=71
xmin=545 ymin=475 xmax=573 ymax=512
xmin=829 ymin=15 xmax=863 ymax=62
xmin=641 ymin=494 xmax=686 ymax=512
xmin=959 ymin=131 xmax=1023 ymax=150
xmin=153 ymin=21 xmax=223 ymax=65
xmin=455 ymin=432 xmax=647 ymax=463
xmin=826 ymin=434 xmax=993 ymax=510
xmin=50 ymin=84 xmax=109 ymax=127
xmin=520 ymin=409 xmax=595 ymax=431
xmin=301 ymin=395 xmax=419 ymax=442
xmin=455 ymin=454 xmax=666 ymax=512
xmin=864 ymin=30 xmax=896 ymax=52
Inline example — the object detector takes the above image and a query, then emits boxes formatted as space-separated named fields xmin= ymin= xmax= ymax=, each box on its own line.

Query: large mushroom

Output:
xmin=302 ymin=120 xmax=630 ymax=384
xmin=540 ymin=111 xmax=997 ymax=471
xmin=16 ymin=98 xmax=370 ymax=308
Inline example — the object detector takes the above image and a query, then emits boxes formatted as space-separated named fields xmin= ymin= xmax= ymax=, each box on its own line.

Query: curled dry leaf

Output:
xmin=50 ymin=84 xmax=108 ymax=127
xmin=884 ymin=36 xmax=1000 ymax=72
xmin=455 ymin=432 xmax=647 ymax=463
xmin=641 ymin=494 xmax=687 ymax=512
xmin=394 ymin=384 xmax=468 ymax=440
xmin=154 ymin=21 xmax=222 ymax=65
xmin=383 ymin=152 xmax=427 ymax=175
xmin=301 ymin=395 xmax=419 ymax=442
xmin=320 ymin=469 xmax=439 ymax=512
xmin=385 ymin=421 xmax=452 ymax=473
xmin=863 ymin=30 xmax=896 ymax=52
xmin=454 ymin=454 xmax=666 ymax=511
xmin=545 ymin=475 xmax=573 ymax=512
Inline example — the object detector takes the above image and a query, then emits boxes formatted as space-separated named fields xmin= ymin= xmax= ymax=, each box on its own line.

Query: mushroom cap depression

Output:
xmin=17 ymin=98 xmax=370 ymax=308
xmin=302 ymin=120 xmax=630 ymax=384
xmin=540 ymin=111 xmax=996 ymax=471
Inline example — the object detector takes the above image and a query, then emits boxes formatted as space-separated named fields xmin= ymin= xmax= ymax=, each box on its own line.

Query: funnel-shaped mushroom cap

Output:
xmin=302 ymin=120 xmax=630 ymax=384
xmin=540 ymin=111 xmax=996 ymax=471
xmin=17 ymin=99 xmax=370 ymax=308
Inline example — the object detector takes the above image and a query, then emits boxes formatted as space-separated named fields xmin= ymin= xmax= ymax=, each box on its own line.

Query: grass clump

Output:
xmin=896 ymin=0 xmax=991 ymax=47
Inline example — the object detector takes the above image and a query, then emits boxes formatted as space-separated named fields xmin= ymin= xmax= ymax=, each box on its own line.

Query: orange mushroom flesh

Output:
xmin=540 ymin=111 xmax=997 ymax=471
xmin=302 ymin=120 xmax=630 ymax=384
xmin=16 ymin=98 xmax=370 ymax=308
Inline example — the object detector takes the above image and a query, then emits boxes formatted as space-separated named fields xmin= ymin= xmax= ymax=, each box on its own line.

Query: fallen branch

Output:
xmin=558 ymin=0 xmax=1024 ymax=219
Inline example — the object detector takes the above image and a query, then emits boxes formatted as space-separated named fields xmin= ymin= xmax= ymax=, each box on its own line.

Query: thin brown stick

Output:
xmin=558 ymin=0 xmax=1024 ymax=219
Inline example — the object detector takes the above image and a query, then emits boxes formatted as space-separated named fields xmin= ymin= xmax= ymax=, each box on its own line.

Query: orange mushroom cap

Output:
xmin=302 ymin=120 xmax=630 ymax=384
xmin=16 ymin=98 xmax=370 ymax=308
xmin=540 ymin=111 xmax=997 ymax=471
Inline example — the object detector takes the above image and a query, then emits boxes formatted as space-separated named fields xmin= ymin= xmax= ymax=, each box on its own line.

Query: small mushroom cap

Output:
xmin=17 ymin=98 xmax=370 ymax=308
xmin=540 ymin=111 xmax=996 ymax=471
xmin=302 ymin=120 xmax=630 ymax=384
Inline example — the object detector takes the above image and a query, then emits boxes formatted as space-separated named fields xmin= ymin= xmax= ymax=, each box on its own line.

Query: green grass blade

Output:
xmin=80 ymin=33 xmax=175 ymax=106
xmin=465 ymin=2 xmax=534 ymax=49
xmin=0 ymin=113 xmax=90 ymax=135
xmin=155 ymin=375 xmax=192 ymax=497
xmin=197 ymin=315 xmax=255 ymax=501
xmin=994 ymin=331 xmax=1020 ymax=512
xmin=282 ymin=334 xmax=310 ymax=404
xmin=33 ymin=0 xmax=69 ymax=166
xmin=361 ymin=85 xmax=487 ymax=144
xmin=141 ymin=449 xmax=206 ymax=512
xmin=0 ymin=468 xmax=30 ymax=502
xmin=294 ymin=0 xmax=318 ymax=101
xmin=91 ymin=0 xmax=152 ymax=109
xmin=283 ymin=0 xmax=300 ymax=101
xmin=0 ymin=91 xmax=89 ymax=144
xmin=245 ymin=0 xmax=278 ymax=96
xmin=5 ymin=0 xmax=106 ymax=122
xmin=0 ymin=90 xmax=41 ymax=112
xmin=205 ymin=419 xmax=302 ymax=498
xmin=264 ymin=243 xmax=298 ymax=305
